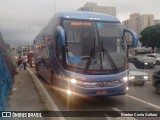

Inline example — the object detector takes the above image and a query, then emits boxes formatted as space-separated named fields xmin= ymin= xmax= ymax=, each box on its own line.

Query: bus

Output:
xmin=34 ymin=11 xmax=137 ymax=96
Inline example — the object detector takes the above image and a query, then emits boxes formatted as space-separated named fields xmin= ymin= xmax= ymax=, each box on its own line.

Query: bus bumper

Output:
xmin=59 ymin=82 xmax=128 ymax=96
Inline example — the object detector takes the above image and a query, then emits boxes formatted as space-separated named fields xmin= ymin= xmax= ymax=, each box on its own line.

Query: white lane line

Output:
xmin=127 ymin=94 xmax=160 ymax=110
xmin=27 ymin=68 xmax=66 ymax=120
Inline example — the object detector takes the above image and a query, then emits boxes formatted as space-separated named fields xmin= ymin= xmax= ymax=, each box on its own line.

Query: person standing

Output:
xmin=17 ymin=56 xmax=23 ymax=70
xmin=23 ymin=57 xmax=27 ymax=70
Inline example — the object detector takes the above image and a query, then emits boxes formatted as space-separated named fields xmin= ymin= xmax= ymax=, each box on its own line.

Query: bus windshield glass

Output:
xmin=63 ymin=20 xmax=127 ymax=73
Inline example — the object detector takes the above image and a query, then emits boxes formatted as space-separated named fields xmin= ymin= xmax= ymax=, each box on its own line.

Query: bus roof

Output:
xmin=54 ymin=11 xmax=120 ymax=22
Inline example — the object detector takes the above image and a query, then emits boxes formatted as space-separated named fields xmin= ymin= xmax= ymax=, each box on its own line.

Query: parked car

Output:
xmin=129 ymin=56 xmax=155 ymax=69
xmin=152 ymin=70 xmax=160 ymax=94
xmin=145 ymin=53 xmax=160 ymax=65
xmin=128 ymin=63 xmax=149 ymax=85
xmin=128 ymin=54 xmax=134 ymax=62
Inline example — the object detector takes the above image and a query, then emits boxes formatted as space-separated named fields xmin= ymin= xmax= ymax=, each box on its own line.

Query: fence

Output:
xmin=0 ymin=50 xmax=13 ymax=112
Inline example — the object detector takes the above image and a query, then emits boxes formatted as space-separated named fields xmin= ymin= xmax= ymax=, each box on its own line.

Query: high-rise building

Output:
xmin=154 ymin=20 xmax=160 ymax=25
xmin=140 ymin=14 xmax=154 ymax=30
xmin=122 ymin=19 xmax=130 ymax=28
xmin=78 ymin=2 xmax=116 ymax=16
xmin=123 ymin=13 xmax=154 ymax=37
xmin=129 ymin=13 xmax=141 ymax=37
xmin=122 ymin=13 xmax=154 ymax=47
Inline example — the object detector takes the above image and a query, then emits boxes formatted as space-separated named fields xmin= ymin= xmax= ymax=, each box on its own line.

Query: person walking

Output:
xmin=23 ymin=57 xmax=27 ymax=70
xmin=17 ymin=56 xmax=23 ymax=70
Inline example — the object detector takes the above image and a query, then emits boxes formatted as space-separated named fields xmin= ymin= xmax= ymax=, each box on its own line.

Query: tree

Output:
xmin=140 ymin=24 xmax=160 ymax=49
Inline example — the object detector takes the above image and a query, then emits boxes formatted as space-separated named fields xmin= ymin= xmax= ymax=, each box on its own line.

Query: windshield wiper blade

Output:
xmin=84 ymin=37 xmax=97 ymax=73
xmin=101 ymin=41 xmax=118 ymax=72
xmin=84 ymin=48 xmax=95 ymax=73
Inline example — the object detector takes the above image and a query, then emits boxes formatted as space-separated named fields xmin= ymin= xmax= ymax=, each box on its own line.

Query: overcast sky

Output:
xmin=0 ymin=0 xmax=160 ymax=47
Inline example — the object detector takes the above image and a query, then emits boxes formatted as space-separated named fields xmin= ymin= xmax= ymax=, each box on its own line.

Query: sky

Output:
xmin=0 ymin=0 xmax=160 ymax=47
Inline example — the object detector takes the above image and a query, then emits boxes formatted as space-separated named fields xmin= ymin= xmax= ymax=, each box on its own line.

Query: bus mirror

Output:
xmin=57 ymin=26 xmax=65 ymax=47
xmin=123 ymin=29 xmax=138 ymax=48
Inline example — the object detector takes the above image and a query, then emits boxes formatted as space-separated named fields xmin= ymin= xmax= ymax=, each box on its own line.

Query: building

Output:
xmin=122 ymin=13 xmax=155 ymax=48
xmin=154 ymin=20 xmax=160 ymax=25
xmin=122 ymin=19 xmax=130 ymax=29
xmin=78 ymin=2 xmax=116 ymax=16
xmin=140 ymin=14 xmax=154 ymax=31
xmin=123 ymin=13 xmax=154 ymax=37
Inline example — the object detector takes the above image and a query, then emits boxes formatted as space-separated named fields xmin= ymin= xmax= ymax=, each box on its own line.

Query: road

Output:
xmin=29 ymin=65 xmax=160 ymax=120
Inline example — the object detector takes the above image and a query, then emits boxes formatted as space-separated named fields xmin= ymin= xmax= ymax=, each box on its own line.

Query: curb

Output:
xmin=27 ymin=68 xmax=65 ymax=120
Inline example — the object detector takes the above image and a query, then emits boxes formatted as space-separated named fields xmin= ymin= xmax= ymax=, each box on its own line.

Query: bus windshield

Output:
xmin=63 ymin=20 xmax=127 ymax=74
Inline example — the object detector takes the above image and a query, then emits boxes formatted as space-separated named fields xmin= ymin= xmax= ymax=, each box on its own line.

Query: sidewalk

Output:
xmin=6 ymin=68 xmax=48 ymax=120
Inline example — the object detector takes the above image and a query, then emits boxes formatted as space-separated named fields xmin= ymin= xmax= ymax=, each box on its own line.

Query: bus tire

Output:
xmin=35 ymin=64 xmax=41 ymax=78
xmin=37 ymin=70 xmax=41 ymax=78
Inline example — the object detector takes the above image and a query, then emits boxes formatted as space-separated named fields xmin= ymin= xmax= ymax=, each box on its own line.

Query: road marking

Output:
xmin=27 ymin=68 xmax=66 ymax=120
xmin=127 ymin=94 xmax=160 ymax=110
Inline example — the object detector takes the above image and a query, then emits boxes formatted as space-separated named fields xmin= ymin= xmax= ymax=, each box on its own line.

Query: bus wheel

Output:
xmin=35 ymin=64 xmax=40 ymax=77
xmin=36 ymin=70 xmax=41 ymax=78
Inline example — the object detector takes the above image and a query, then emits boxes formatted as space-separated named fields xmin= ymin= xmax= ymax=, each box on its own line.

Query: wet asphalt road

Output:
xmin=30 ymin=65 xmax=160 ymax=120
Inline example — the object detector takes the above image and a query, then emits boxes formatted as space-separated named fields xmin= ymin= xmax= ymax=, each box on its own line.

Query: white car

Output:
xmin=145 ymin=53 xmax=160 ymax=65
xmin=128 ymin=63 xmax=149 ymax=85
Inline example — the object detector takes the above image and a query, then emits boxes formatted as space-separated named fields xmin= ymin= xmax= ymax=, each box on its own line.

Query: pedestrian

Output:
xmin=23 ymin=57 xmax=27 ymax=70
xmin=17 ymin=56 xmax=23 ymax=70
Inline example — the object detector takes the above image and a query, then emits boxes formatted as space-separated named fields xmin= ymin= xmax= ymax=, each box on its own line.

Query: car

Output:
xmin=129 ymin=56 xmax=155 ymax=69
xmin=128 ymin=63 xmax=149 ymax=85
xmin=128 ymin=53 xmax=135 ymax=62
xmin=152 ymin=70 xmax=160 ymax=94
xmin=145 ymin=53 xmax=160 ymax=65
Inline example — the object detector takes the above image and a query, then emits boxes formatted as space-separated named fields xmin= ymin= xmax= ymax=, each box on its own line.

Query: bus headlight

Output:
xmin=66 ymin=89 xmax=72 ymax=95
xmin=70 ymin=78 xmax=77 ymax=84
xmin=67 ymin=78 xmax=83 ymax=85
xmin=122 ymin=76 xmax=128 ymax=82
xmin=129 ymin=76 xmax=135 ymax=80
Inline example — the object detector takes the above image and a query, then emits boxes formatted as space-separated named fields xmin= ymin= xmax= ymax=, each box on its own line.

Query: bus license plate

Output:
xmin=96 ymin=90 xmax=107 ymax=95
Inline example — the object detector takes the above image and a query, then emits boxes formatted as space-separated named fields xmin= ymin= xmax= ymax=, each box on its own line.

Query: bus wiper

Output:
xmin=84 ymin=38 xmax=96 ymax=73
xmin=84 ymin=48 xmax=95 ymax=73
xmin=101 ymin=41 xmax=118 ymax=72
